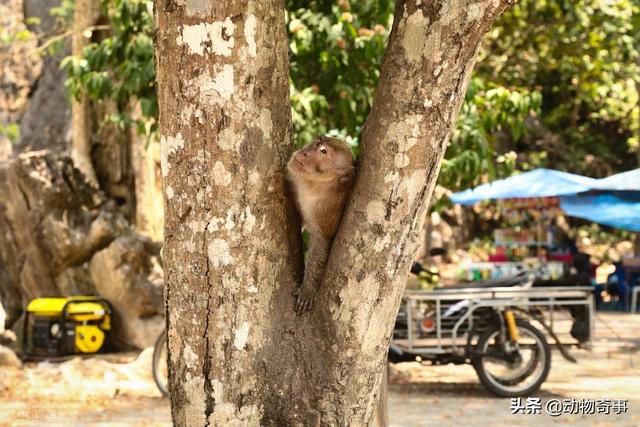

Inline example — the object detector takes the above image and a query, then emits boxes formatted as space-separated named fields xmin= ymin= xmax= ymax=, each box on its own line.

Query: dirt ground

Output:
xmin=1 ymin=312 xmax=638 ymax=426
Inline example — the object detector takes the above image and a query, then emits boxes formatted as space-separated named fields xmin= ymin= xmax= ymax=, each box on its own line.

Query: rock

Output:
xmin=0 ymin=0 xmax=43 ymax=160
xmin=0 ymin=298 xmax=5 ymax=333
xmin=15 ymin=0 xmax=71 ymax=154
xmin=0 ymin=299 xmax=13 ymax=348
xmin=0 ymin=345 xmax=21 ymax=368
xmin=0 ymin=329 xmax=17 ymax=347
xmin=40 ymin=208 xmax=127 ymax=274
xmin=54 ymin=263 xmax=97 ymax=296
xmin=0 ymin=150 xmax=127 ymax=326
xmin=23 ymin=0 xmax=62 ymax=35
xmin=14 ymin=54 xmax=70 ymax=153
xmin=90 ymin=235 xmax=164 ymax=349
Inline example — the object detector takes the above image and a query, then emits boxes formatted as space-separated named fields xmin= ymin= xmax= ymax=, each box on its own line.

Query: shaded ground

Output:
xmin=1 ymin=313 xmax=638 ymax=426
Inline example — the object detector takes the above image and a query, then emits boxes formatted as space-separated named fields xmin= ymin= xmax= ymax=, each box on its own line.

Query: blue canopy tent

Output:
xmin=449 ymin=168 xmax=599 ymax=206
xmin=596 ymin=168 xmax=640 ymax=191
xmin=560 ymin=168 xmax=640 ymax=231
xmin=450 ymin=168 xmax=640 ymax=311
xmin=450 ymin=168 xmax=640 ymax=232
xmin=559 ymin=193 xmax=640 ymax=232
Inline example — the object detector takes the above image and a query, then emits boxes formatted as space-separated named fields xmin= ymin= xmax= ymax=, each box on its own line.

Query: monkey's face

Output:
xmin=288 ymin=136 xmax=354 ymax=184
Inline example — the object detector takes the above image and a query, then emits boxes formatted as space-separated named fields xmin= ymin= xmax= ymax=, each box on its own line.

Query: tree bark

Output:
xmin=156 ymin=0 xmax=513 ymax=425
xmin=156 ymin=1 xmax=302 ymax=425
xmin=70 ymin=0 xmax=101 ymax=186
xmin=131 ymin=129 xmax=164 ymax=241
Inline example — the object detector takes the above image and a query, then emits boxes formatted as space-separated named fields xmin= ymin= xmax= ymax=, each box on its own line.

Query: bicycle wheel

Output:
xmin=152 ymin=330 xmax=170 ymax=398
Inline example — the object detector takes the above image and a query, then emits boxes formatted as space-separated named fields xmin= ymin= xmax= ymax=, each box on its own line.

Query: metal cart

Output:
xmin=391 ymin=284 xmax=594 ymax=396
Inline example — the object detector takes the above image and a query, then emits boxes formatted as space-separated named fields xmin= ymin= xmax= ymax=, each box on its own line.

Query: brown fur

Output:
xmin=287 ymin=136 xmax=355 ymax=313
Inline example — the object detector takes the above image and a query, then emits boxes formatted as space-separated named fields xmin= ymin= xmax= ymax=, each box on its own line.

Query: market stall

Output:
xmin=450 ymin=168 xmax=640 ymax=292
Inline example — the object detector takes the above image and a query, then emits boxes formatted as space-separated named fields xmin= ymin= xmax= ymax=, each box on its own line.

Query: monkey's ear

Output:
xmin=337 ymin=166 xmax=355 ymax=183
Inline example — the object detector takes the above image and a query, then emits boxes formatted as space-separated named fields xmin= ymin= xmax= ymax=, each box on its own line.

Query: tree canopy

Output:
xmin=61 ymin=0 xmax=640 ymax=192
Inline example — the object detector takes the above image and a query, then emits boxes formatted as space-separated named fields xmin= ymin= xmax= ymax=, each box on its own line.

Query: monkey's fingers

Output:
xmin=295 ymin=296 xmax=311 ymax=315
xmin=298 ymin=297 xmax=313 ymax=313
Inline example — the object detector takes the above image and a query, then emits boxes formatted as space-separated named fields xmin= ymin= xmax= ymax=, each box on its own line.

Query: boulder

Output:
xmin=0 ymin=150 xmax=127 ymax=326
xmin=90 ymin=235 xmax=164 ymax=349
xmin=15 ymin=0 xmax=71 ymax=154
xmin=0 ymin=345 xmax=21 ymax=368
xmin=0 ymin=0 xmax=43 ymax=160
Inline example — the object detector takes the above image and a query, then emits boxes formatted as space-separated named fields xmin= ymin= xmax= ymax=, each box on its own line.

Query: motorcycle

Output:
xmin=389 ymin=253 xmax=590 ymax=397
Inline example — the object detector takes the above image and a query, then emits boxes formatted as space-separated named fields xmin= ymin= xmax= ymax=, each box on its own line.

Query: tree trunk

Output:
xmin=156 ymin=1 xmax=302 ymax=425
xmin=70 ymin=0 xmax=100 ymax=186
xmin=156 ymin=0 xmax=513 ymax=425
xmin=131 ymin=131 xmax=164 ymax=241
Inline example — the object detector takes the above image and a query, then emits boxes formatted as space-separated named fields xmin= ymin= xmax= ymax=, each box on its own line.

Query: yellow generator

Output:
xmin=23 ymin=297 xmax=111 ymax=358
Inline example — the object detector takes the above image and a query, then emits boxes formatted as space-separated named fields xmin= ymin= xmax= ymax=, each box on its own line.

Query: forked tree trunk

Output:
xmin=155 ymin=0 xmax=513 ymax=425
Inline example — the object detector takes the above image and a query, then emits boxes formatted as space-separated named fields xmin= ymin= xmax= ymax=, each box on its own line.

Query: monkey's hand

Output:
xmin=294 ymin=281 xmax=317 ymax=314
xmin=293 ymin=235 xmax=331 ymax=315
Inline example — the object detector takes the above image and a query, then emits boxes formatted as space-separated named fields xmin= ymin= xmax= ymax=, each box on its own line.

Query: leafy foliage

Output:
xmin=60 ymin=0 xmax=639 ymax=197
xmin=287 ymin=1 xmax=391 ymax=149
xmin=478 ymin=0 xmax=640 ymax=176
xmin=61 ymin=0 xmax=156 ymax=137
xmin=439 ymin=79 xmax=541 ymax=191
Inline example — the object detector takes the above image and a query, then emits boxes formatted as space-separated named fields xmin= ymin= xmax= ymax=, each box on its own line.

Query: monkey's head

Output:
xmin=287 ymin=136 xmax=355 ymax=184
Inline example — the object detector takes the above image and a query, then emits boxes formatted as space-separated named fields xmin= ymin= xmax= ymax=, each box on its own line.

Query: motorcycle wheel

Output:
xmin=152 ymin=330 xmax=170 ymax=398
xmin=472 ymin=321 xmax=551 ymax=397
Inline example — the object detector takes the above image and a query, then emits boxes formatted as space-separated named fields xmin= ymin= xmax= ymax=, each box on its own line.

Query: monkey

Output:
xmin=287 ymin=136 xmax=356 ymax=314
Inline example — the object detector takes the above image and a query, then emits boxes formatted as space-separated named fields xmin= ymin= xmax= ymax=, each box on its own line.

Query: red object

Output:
xmin=549 ymin=254 xmax=573 ymax=263
xmin=421 ymin=318 xmax=435 ymax=333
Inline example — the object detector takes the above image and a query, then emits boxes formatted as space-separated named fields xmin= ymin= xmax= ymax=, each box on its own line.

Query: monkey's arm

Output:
xmin=295 ymin=234 xmax=331 ymax=314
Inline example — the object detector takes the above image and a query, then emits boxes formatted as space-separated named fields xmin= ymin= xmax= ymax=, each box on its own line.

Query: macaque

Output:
xmin=287 ymin=136 xmax=356 ymax=314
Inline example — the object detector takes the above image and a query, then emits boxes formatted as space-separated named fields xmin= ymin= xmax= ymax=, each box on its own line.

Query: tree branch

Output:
xmin=307 ymin=0 xmax=516 ymax=422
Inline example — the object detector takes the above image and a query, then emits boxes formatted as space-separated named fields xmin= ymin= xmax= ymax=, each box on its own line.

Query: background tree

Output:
xmin=70 ymin=0 xmax=101 ymax=185
xmin=155 ymin=0 xmax=514 ymax=424
xmin=478 ymin=0 xmax=640 ymax=176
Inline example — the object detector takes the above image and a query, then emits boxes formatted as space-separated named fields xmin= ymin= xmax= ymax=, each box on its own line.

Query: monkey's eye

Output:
xmin=319 ymin=147 xmax=327 ymax=154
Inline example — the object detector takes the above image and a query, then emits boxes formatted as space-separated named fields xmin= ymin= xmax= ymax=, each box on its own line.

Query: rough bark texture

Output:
xmin=156 ymin=1 xmax=301 ymax=425
xmin=156 ymin=0 xmax=512 ymax=425
xmin=70 ymin=0 xmax=101 ymax=185
xmin=131 ymin=126 xmax=164 ymax=241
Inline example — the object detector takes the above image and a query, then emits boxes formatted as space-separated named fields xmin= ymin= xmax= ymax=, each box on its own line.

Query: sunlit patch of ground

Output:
xmin=0 ymin=313 xmax=638 ymax=426
xmin=0 ymin=348 xmax=171 ymax=426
